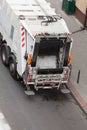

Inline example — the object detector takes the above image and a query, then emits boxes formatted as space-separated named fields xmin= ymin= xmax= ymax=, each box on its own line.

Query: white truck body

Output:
xmin=0 ymin=0 xmax=72 ymax=91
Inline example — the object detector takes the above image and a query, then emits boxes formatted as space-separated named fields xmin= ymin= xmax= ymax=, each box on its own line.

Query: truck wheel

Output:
xmin=9 ymin=54 xmax=17 ymax=79
xmin=1 ymin=44 xmax=10 ymax=66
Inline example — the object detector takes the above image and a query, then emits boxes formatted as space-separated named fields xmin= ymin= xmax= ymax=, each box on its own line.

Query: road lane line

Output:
xmin=0 ymin=111 xmax=11 ymax=130
xmin=0 ymin=113 xmax=4 ymax=119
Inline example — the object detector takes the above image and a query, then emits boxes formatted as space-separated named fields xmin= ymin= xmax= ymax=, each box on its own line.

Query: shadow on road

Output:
xmin=34 ymin=89 xmax=70 ymax=101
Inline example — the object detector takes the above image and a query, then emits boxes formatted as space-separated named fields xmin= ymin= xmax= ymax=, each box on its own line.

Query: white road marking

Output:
xmin=4 ymin=124 xmax=11 ymax=130
xmin=0 ymin=111 xmax=11 ymax=130
xmin=0 ymin=113 xmax=4 ymax=119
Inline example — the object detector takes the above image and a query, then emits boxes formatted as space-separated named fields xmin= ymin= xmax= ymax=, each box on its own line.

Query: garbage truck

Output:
xmin=0 ymin=0 xmax=72 ymax=95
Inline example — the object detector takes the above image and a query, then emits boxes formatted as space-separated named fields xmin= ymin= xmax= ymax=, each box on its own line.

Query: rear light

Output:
xmin=64 ymin=73 xmax=68 ymax=78
xmin=63 ymin=68 xmax=69 ymax=79
xmin=28 ymin=54 xmax=32 ymax=65
xmin=29 ymin=75 xmax=33 ymax=82
xmin=68 ymin=52 xmax=72 ymax=65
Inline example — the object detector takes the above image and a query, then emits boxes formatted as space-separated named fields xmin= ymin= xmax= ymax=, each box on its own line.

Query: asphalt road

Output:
xmin=0 ymin=55 xmax=87 ymax=130
xmin=0 ymin=0 xmax=87 ymax=130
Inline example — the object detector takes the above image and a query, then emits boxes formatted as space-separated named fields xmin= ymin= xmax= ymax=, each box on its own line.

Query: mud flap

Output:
xmin=60 ymin=84 xmax=70 ymax=94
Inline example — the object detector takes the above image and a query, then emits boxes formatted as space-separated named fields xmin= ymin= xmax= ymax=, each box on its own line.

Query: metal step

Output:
xmin=60 ymin=87 xmax=70 ymax=94
xmin=24 ymin=90 xmax=35 ymax=96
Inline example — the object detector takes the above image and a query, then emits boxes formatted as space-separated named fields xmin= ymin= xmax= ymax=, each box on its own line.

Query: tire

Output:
xmin=0 ymin=33 xmax=3 ymax=46
xmin=9 ymin=54 xmax=17 ymax=79
xmin=1 ymin=44 xmax=10 ymax=66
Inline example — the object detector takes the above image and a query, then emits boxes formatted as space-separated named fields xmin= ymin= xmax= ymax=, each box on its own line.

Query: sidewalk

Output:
xmin=59 ymin=1 xmax=87 ymax=114
xmin=47 ymin=0 xmax=87 ymax=113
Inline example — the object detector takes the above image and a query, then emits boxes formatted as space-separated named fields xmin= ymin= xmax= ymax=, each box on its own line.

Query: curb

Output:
xmin=67 ymin=81 xmax=87 ymax=116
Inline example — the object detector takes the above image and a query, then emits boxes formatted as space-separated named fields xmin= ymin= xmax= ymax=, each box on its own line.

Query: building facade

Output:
xmin=75 ymin=0 xmax=87 ymax=26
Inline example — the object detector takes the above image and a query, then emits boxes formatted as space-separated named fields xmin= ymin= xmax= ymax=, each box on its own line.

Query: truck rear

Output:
xmin=0 ymin=0 xmax=72 ymax=95
xmin=23 ymin=32 xmax=72 ymax=92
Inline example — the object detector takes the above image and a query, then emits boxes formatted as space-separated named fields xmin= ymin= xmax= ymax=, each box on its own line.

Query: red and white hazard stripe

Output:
xmin=20 ymin=27 xmax=25 ymax=48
